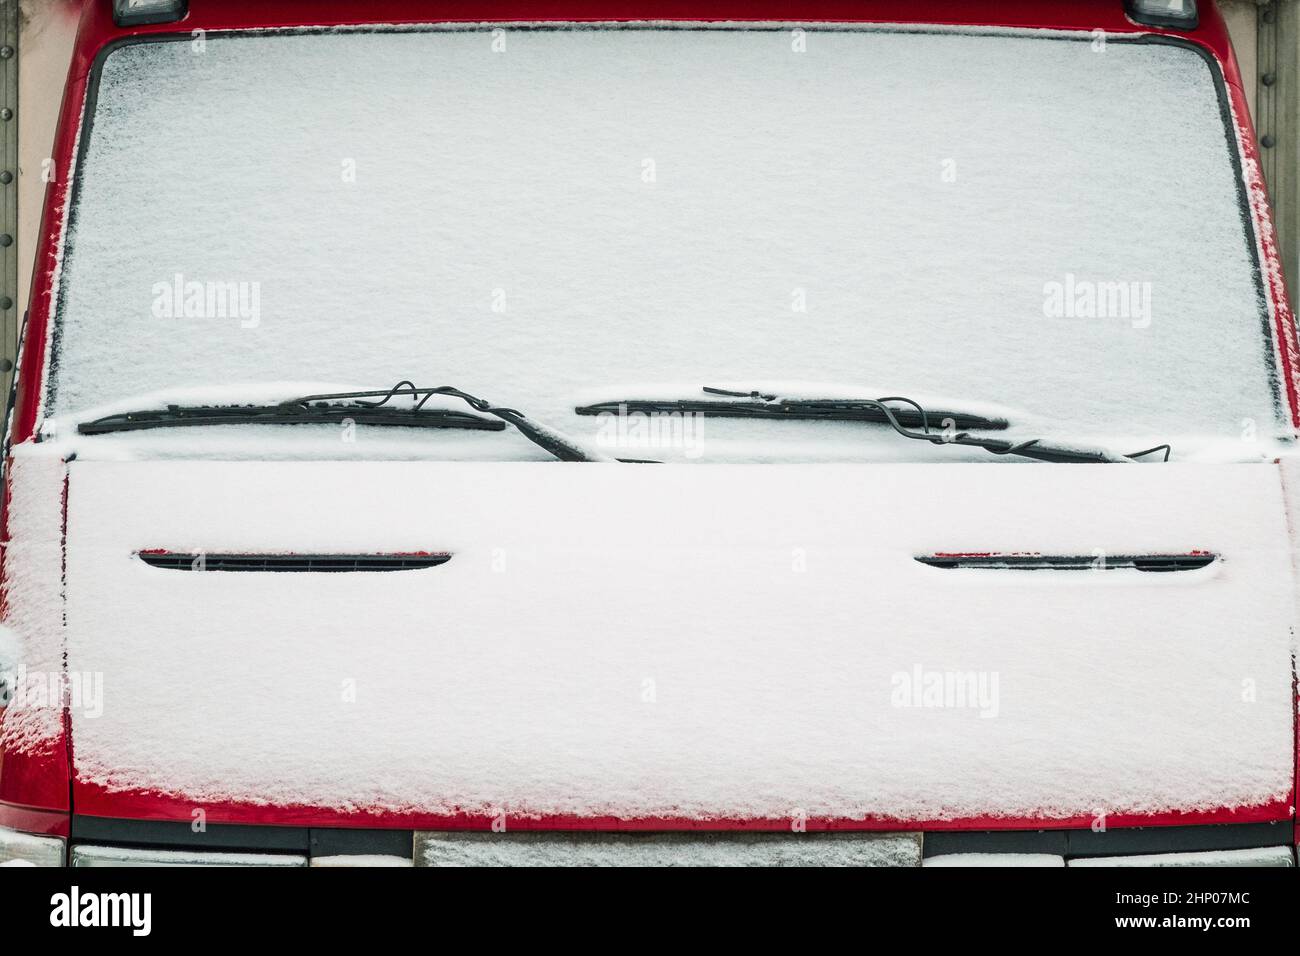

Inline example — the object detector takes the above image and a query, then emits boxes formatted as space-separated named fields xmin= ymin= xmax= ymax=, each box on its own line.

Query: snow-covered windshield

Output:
xmin=46 ymin=26 xmax=1284 ymax=462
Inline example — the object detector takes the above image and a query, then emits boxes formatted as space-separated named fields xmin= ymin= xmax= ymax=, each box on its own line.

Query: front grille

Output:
xmin=136 ymin=551 xmax=452 ymax=572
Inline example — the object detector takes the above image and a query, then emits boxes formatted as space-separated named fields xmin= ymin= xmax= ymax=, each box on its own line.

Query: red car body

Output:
xmin=2 ymin=0 xmax=1297 ymax=858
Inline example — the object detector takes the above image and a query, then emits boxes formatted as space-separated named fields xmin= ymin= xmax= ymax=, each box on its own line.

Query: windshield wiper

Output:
xmin=78 ymin=382 xmax=604 ymax=463
xmin=77 ymin=402 xmax=506 ymax=434
xmin=576 ymin=387 xmax=1170 ymax=463
xmin=577 ymin=387 xmax=1008 ymax=431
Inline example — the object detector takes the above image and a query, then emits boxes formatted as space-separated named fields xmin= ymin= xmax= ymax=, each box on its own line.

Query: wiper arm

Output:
xmin=292 ymin=382 xmax=606 ymax=462
xmin=575 ymin=387 xmax=1009 ymax=432
xmin=777 ymin=391 xmax=1170 ymax=463
xmin=77 ymin=402 xmax=505 ymax=435
xmin=578 ymin=387 xmax=1170 ymax=463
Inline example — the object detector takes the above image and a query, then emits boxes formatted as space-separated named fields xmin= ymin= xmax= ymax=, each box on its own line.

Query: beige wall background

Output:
xmin=17 ymin=0 xmax=76 ymax=323
xmin=1222 ymin=0 xmax=1260 ymax=115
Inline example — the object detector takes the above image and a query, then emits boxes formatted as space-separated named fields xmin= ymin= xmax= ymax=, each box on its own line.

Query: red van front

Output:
xmin=1 ymin=0 xmax=1297 ymax=867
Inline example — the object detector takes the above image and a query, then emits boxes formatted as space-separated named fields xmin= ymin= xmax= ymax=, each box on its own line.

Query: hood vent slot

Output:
xmin=137 ymin=551 xmax=451 ymax=572
xmin=916 ymin=553 xmax=1216 ymax=572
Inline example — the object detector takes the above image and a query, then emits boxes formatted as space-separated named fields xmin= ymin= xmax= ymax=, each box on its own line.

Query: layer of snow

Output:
xmin=416 ymin=831 xmax=921 ymax=866
xmin=923 ymin=853 xmax=1064 ymax=867
xmin=1069 ymin=846 xmax=1295 ymax=867
xmin=60 ymin=459 xmax=1296 ymax=821
xmin=0 ymin=623 xmax=19 ymax=673
xmin=47 ymin=27 xmax=1282 ymax=460
xmin=0 ymin=455 xmax=69 ymax=753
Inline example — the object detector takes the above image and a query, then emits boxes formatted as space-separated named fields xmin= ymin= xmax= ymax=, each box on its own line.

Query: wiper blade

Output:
xmin=578 ymin=388 xmax=1169 ymax=463
xmin=575 ymin=388 xmax=1009 ymax=432
xmin=77 ymin=403 xmax=506 ymax=435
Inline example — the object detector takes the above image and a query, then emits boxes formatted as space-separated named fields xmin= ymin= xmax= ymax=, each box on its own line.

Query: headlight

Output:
xmin=71 ymin=844 xmax=306 ymax=867
xmin=310 ymin=854 xmax=413 ymax=867
xmin=0 ymin=824 xmax=66 ymax=867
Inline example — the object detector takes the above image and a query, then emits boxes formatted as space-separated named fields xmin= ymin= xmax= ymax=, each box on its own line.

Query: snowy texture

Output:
xmin=0 ymin=454 xmax=68 ymax=752
xmin=415 ymin=831 xmax=921 ymax=866
xmin=1069 ymin=846 xmax=1295 ymax=867
xmin=48 ymin=27 xmax=1281 ymax=458
xmin=0 ymin=624 xmax=19 ymax=673
xmin=61 ymin=459 xmax=1296 ymax=820
xmin=923 ymin=853 xmax=1063 ymax=867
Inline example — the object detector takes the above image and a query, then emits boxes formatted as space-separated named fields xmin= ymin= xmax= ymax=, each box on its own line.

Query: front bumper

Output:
xmin=5 ymin=816 xmax=1295 ymax=867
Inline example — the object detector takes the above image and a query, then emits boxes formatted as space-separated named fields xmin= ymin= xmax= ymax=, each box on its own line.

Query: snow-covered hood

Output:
xmin=52 ymin=460 xmax=1298 ymax=823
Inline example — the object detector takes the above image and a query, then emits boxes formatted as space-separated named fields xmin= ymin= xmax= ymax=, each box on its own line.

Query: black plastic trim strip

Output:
xmin=310 ymin=828 xmax=413 ymax=859
xmin=136 ymin=551 xmax=451 ymax=572
xmin=71 ymin=816 xmax=413 ymax=857
xmin=915 ymin=553 xmax=1217 ymax=572
xmin=924 ymin=820 xmax=1289 ymax=859
xmin=71 ymin=816 xmax=310 ymax=852
xmin=71 ymin=815 xmax=1286 ymax=860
